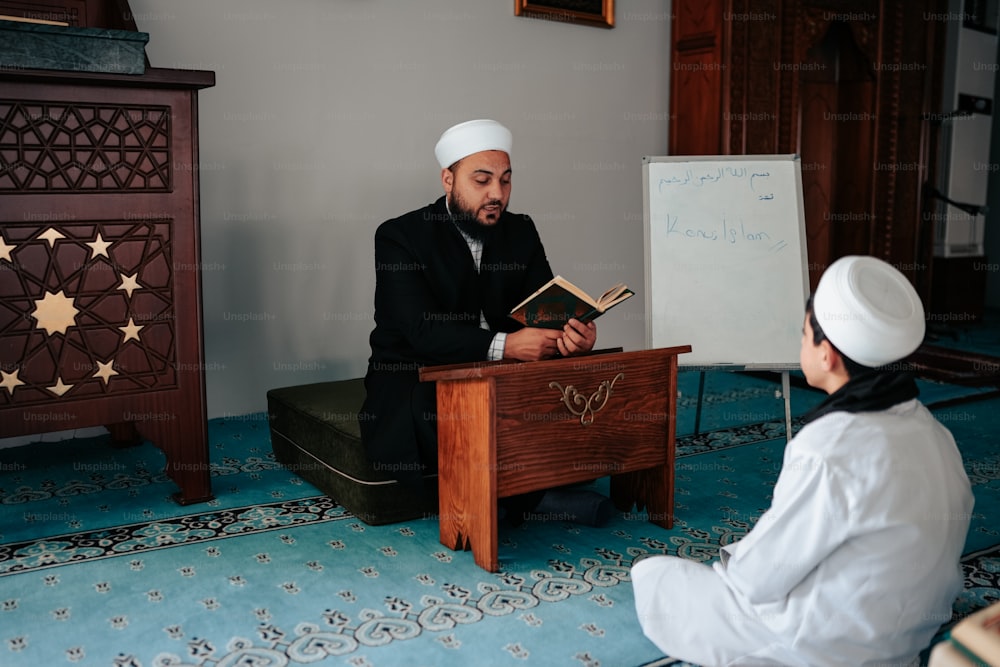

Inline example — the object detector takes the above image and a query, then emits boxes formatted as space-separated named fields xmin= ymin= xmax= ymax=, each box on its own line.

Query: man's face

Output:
xmin=443 ymin=150 xmax=512 ymax=227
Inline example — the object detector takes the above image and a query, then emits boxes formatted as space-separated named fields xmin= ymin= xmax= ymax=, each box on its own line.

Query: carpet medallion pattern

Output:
xmin=957 ymin=545 xmax=1000 ymax=617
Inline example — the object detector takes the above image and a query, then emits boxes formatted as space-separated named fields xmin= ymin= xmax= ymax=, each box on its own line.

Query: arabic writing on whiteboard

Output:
xmin=658 ymin=167 xmax=775 ymax=201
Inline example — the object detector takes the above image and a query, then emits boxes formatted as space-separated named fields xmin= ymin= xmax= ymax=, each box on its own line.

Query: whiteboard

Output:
xmin=643 ymin=155 xmax=809 ymax=369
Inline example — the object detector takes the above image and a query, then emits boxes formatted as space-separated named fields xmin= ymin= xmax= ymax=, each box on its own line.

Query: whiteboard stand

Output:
xmin=690 ymin=369 xmax=794 ymax=443
xmin=693 ymin=371 xmax=706 ymax=435
xmin=781 ymin=371 xmax=792 ymax=443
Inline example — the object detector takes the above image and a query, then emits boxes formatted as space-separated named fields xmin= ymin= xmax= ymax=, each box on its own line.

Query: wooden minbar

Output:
xmin=420 ymin=346 xmax=691 ymax=572
xmin=0 ymin=55 xmax=215 ymax=502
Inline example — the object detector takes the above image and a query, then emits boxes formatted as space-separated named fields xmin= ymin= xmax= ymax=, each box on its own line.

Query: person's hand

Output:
xmin=503 ymin=327 xmax=563 ymax=361
xmin=557 ymin=318 xmax=597 ymax=357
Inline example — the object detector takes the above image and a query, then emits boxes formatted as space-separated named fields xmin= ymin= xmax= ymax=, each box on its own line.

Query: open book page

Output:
xmin=597 ymin=283 xmax=633 ymax=309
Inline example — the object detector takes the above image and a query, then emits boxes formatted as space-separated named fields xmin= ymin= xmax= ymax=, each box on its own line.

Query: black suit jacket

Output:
xmin=360 ymin=196 xmax=554 ymax=480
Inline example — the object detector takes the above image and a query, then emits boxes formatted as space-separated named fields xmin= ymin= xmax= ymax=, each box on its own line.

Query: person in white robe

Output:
xmin=632 ymin=255 xmax=975 ymax=667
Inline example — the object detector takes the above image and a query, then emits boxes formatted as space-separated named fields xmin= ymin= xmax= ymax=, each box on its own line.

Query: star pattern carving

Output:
xmin=0 ymin=222 xmax=176 ymax=404
xmin=120 ymin=318 xmax=144 ymax=343
xmin=93 ymin=359 xmax=119 ymax=384
xmin=38 ymin=228 xmax=66 ymax=247
xmin=0 ymin=234 xmax=13 ymax=262
xmin=0 ymin=369 xmax=24 ymax=394
xmin=118 ymin=274 xmax=142 ymax=298
xmin=87 ymin=233 xmax=112 ymax=259
xmin=32 ymin=290 xmax=79 ymax=336
xmin=47 ymin=377 xmax=73 ymax=397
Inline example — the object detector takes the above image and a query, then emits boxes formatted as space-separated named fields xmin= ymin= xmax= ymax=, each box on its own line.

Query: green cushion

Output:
xmin=267 ymin=379 xmax=436 ymax=525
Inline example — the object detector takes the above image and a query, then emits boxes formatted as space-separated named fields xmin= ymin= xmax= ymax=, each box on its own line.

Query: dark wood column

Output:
xmin=670 ymin=2 xmax=725 ymax=155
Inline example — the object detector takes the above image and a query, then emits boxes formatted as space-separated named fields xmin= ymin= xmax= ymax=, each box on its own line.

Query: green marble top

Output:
xmin=0 ymin=19 xmax=148 ymax=75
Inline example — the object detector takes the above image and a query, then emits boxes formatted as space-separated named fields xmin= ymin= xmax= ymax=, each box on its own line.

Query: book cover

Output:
xmin=509 ymin=275 xmax=634 ymax=329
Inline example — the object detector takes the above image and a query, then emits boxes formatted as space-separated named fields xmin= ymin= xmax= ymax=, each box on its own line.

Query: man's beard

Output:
xmin=447 ymin=192 xmax=503 ymax=245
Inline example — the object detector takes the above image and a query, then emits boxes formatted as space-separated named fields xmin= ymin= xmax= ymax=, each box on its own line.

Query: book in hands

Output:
xmin=509 ymin=275 xmax=634 ymax=329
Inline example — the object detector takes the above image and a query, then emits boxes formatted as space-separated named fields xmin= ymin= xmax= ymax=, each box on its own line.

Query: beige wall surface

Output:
xmin=129 ymin=0 xmax=672 ymax=418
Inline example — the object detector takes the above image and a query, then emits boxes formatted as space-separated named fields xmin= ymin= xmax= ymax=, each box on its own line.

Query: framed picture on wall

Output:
xmin=514 ymin=0 xmax=614 ymax=29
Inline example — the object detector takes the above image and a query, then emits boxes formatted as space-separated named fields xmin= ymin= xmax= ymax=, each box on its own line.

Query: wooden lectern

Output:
xmin=419 ymin=346 xmax=691 ymax=572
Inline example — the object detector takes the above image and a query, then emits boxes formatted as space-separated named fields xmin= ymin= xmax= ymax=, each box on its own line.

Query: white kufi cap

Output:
xmin=813 ymin=255 xmax=925 ymax=367
xmin=434 ymin=119 xmax=512 ymax=169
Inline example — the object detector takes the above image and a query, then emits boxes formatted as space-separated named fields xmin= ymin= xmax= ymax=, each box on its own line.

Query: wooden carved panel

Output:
xmin=0 ymin=219 xmax=178 ymax=407
xmin=0 ymin=65 xmax=214 ymax=505
xmin=0 ymin=100 xmax=171 ymax=192
xmin=674 ymin=0 xmax=720 ymax=40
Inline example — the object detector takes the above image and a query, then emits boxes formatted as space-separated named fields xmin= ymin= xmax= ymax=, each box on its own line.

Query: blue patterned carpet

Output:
xmin=1 ymin=365 xmax=998 ymax=666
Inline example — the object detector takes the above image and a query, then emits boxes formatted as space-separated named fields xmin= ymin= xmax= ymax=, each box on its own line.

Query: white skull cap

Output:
xmin=434 ymin=119 xmax=512 ymax=169
xmin=813 ymin=255 xmax=926 ymax=367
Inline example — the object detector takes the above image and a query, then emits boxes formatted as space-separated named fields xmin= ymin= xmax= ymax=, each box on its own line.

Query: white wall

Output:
xmin=128 ymin=0 xmax=672 ymax=419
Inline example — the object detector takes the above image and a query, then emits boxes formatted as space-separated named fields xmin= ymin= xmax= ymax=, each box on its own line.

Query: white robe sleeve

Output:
xmin=715 ymin=428 xmax=853 ymax=606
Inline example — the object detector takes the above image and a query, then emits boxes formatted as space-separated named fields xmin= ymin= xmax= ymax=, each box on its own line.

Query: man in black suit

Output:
xmin=359 ymin=119 xmax=597 ymax=501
